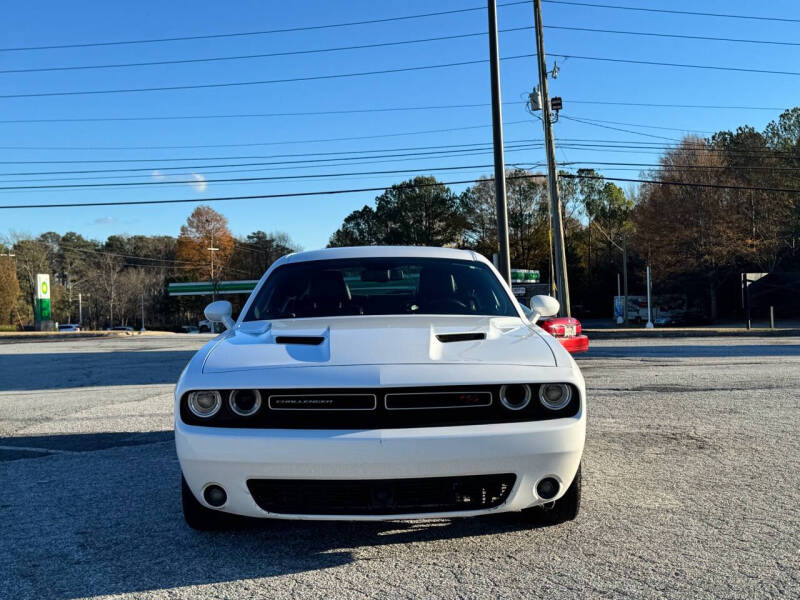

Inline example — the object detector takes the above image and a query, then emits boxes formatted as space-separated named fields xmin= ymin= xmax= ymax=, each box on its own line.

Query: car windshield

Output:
xmin=244 ymin=257 xmax=518 ymax=320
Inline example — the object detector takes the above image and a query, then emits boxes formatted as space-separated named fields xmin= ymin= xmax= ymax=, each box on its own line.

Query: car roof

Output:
xmin=275 ymin=246 xmax=486 ymax=267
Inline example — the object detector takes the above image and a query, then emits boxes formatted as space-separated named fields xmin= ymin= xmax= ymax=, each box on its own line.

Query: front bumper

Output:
xmin=176 ymin=416 xmax=585 ymax=521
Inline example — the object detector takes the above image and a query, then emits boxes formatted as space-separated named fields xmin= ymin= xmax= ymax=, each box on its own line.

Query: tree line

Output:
xmin=0 ymin=206 xmax=298 ymax=329
xmin=330 ymin=108 xmax=800 ymax=321
xmin=1 ymin=107 xmax=798 ymax=327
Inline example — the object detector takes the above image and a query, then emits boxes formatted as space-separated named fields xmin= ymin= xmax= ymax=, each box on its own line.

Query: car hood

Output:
xmin=202 ymin=315 xmax=556 ymax=373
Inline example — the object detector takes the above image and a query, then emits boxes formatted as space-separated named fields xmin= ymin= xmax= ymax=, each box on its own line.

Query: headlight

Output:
xmin=187 ymin=390 xmax=222 ymax=418
xmin=499 ymin=384 xmax=532 ymax=410
xmin=538 ymin=383 xmax=571 ymax=410
xmin=229 ymin=389 xmax=262 ymax=417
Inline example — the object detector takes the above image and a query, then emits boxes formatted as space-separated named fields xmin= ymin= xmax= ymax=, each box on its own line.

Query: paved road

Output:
xmin=1 ymin=335 xmax=798 ymax=599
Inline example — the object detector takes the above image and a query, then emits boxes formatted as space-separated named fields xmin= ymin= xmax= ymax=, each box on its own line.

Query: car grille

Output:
xmin=180 ymin=385 xmax=580 ymax=429
xmin=246 ymin=474 xmax=516 ymax=515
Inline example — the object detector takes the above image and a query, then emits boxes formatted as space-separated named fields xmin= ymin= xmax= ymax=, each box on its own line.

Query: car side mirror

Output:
xmin=204 ymin=300 xmax=235 ymax=330
xmin=529 ymin=295 xmax=560 ymax=323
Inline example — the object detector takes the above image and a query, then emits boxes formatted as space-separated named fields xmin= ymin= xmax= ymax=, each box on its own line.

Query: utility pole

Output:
xmin=140 ymin=293 xmax=146 ymax=332
xmin=206 ymin=218 xmax=219 ymax=300
xmin=622 ymin=237 xmax=629 ymax=324
xmin=645 ymin=265 xmax=654 ymax=328
xmin=78 ymin=293 xmax=82 ymax=326
xmin=487 ymin=0 xmax=511 ymax=284
xmin=532 ymin=0 xmax=570 ymax=316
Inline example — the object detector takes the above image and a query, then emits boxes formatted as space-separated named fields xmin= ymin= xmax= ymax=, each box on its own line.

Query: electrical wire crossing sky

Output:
xmin=1 ymin=0 xmax=799 ymax=248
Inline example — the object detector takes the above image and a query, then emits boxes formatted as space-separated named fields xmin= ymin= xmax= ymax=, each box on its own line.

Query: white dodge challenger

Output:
xmin=175 ymin=246 xmax=585 ymax=529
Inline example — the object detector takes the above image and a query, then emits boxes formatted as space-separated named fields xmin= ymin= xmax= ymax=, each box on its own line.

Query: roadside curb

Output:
xmin=0 ymin=330 xmax=176 ymax=341
xmin=585 ymin=328 xmax=800 ymax=339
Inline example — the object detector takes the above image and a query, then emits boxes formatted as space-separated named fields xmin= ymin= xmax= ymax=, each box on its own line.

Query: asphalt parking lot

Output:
xmin=1 ymin=334 xmax=798 ymax=599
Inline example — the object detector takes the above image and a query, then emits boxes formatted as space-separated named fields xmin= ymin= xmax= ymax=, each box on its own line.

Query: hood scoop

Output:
xmin=275 ymin=335 xmax=325 ymax=346
xmin=435 ymin=332 xmax=486 ymax=343
xmin=204 ymin=316 xmax=555 ymax=374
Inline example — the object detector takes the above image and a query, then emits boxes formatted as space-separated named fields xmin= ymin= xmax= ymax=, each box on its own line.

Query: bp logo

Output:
xmin=41 ymin=280 xmax=48 ymax=295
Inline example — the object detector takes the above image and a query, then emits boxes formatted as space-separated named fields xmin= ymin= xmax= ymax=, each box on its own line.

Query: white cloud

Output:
xmin=151 ymin=169 xmax=206 ymax=191
xmin=93 ymin=216 xmax=117 ymax=225
xmin=189 ymin=173 xmax=207 ymax=192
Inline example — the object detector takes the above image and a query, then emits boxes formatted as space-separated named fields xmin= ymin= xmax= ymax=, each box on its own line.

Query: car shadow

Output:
xmin=0 ymin=431 xmax=547 ymax=599
xmin=0 ymin=351 xmax=196 ymax=391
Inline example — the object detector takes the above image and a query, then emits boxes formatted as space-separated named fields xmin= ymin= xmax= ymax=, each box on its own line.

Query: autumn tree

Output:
xmin=634 ymin=137 xmax=751 ymax=320
xmin=709 ymin=127 xmax=791 ymax=273
xmin=9 ymin=234 xmax=50 ymax=322
xmin=175 ymin=205 xmax=234 ymax=280
xmin=0 ymin=256 xmax=20 ymax=325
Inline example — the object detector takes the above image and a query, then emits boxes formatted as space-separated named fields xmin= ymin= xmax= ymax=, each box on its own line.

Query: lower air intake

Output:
xmin=247 ymin=474 xmax=516 ymax=515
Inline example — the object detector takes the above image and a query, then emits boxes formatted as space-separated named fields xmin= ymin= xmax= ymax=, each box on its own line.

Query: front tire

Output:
xmin=181 ymin=475 xmax=236 ymax=531
xmin=522 ymin=464 xmax=581 ymax=526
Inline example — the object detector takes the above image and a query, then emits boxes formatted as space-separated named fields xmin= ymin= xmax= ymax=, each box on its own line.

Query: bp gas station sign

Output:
xmin=36 ymin=274 xmax=51 ymax=321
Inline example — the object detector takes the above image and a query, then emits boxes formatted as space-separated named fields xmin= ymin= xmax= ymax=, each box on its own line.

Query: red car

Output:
xmin=539 ymin=317 xmax=589 ymax=354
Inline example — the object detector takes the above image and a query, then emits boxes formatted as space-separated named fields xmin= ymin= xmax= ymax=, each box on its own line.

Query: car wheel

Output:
xmin=181 ymin=475 xmax=235 ymax=531
xmin=521 ymin=464 xmax=581 ymax=526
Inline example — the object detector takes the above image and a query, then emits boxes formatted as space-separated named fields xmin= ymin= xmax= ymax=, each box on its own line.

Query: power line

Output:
xmin=561 ymin=160 xmax=800 ymax=173
xmin=0 ymin=161 xmax=542 ymax=192
xmin=548 ymin=52 xmax=800 ymax=78
xmin=15 ymin=151 xmax=800 ymax=191
xmin=0 ymin=148 xmax=525 ymax=182
xmin=545 ymin=25 xmax=800 ymax=48
xmin=3 ymin=133 xmax=794 ymax=179
xmin=0 ymin=100 xmax=784 ymax=125
xmin=0 ymin=28 xmax=533 ymax=75
xmin=0 ymin=140 xmax=543 ymax=178
xmin=0 ymin=148 xmax=541 ymax=186
xmin=0 ymin=54 xmax=535 ymax=100
xmin=560 ymin=172 xmax=800 ymax=194
xmin=3 ymin=134 xmax=795 ymax=181
xmin=4 ymin=48 xmax=797 ymax=101
xmin=0 ymin=103 xmax=508 ymax=124
xmin=60 ymin=245 xmax=252 ymax=275
xmin=557 ymin=142 xmax=800 ymax=162
xmin=0 ymin=120 xmax=533 ymax=152
xmin=564 ymin=100 xmax=785 ymax=111
xmin=560 ymin=115 xmax=681 ymax=141
xmin=0 ymin=120 xmax=533 ymax=161
xmin=0 ymin=1 xmax=529 ymax=52
xmin=542 ymin=1 xmax=800 ymax=24
xmin=0 ymin=178 xmax=492 ymax=209
xmin=4 ymin=172 xmax=800 ymax=210
xmin=4 ymin=24 xmax=796 ymax=78
xmin=61 ymin=244 xmax=196 ymax=265
xmin=561 ymin=115 xmax=715 ymax=134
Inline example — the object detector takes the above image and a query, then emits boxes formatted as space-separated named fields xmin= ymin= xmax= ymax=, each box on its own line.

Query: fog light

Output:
xmin=536 ymin=477 xmax=560 ymax=500
xmin=188 ymin=390 xmax=222 ymax=418
xmin=538 ymin=383 xmax=571 ymax=410
xmin=230 ymin=389 xmax=261 ymax=416
xmin=499 ymin=384 xmax=532 ymax=410
xmin=203 ymin=484 xmax=227 ymax=507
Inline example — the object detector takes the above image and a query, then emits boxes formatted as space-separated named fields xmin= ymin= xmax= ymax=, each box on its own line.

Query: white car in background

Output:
xmin=174 ymin=246 xmax=586 ymax=529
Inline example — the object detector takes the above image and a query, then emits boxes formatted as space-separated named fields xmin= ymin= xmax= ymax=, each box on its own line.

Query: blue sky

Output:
xmin=1 ymin=0 xmax=799 ymax=250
